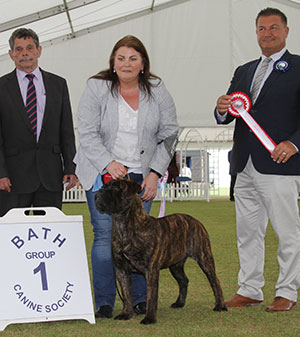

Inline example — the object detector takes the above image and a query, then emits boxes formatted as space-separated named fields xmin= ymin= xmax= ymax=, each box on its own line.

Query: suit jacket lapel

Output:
xmin=137 ymin=89 xmax=148 ymax=141
xmin=247 ymin=58 xmax=260 ymax=93
xmin=106 ymin=90 xmax=119 ymax=144
xmin=108 ymin=87 xmax=149 ymax=145
xmin=7 ymin=70 xmax=36 ymax=135
xmin=255 ymin=51 xmax=291 ymax=105
xmin=255 ymin=70 xmax=280 ymax=105
xmin=41 ymin=69 xmax=50 ymax=129
xmin=105 ymin=86 xmax=148 ymax=148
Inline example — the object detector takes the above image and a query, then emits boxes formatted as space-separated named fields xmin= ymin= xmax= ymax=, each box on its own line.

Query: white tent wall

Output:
xmin=0 ymin=0 xmax=299 ymax=199
xmin=36 ymin=0 xmax=231 ymax=130
xmin=1 ymin=0 xmax=300 ymax=134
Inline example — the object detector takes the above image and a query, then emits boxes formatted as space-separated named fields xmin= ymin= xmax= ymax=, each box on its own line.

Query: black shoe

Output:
xmin=95 ymin=305 xmax=113 ymax=318
xmin=134 ymin=302 xmax=146 ymax=315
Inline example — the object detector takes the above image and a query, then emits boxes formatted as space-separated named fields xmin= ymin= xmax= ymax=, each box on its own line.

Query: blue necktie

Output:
xmin=25 ymin=74 xmax=37 ymax=136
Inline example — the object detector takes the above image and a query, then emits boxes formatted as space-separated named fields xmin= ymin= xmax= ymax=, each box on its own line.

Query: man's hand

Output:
xmin=216 ymin=95 xmax=232 ymax=115
xmin=0 ymin=177 xmax=12 ymax=192
xmin=271 ymin=141 xmax=298 ymax=164
xmin=63 ymin=174 xmax=77 ymax=191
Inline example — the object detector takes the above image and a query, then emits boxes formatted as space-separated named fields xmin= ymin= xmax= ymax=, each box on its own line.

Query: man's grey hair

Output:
xmin=9 ymin=28 xmax=39 ymax=50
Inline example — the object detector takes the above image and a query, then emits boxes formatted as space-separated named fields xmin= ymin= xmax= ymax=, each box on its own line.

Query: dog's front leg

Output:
xmin=140 ymin=268 xmax=160 ymax=325
xmin=114 ymin=267 xmax=134 ymax=320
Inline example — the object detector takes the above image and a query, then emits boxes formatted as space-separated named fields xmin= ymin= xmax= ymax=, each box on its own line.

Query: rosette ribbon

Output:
xmin=228 ymin=92 xmax=276 ymax=153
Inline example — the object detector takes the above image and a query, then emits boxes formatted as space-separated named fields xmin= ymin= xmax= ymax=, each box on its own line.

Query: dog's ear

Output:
xmin=125 ymin=179 xmax=142 ymax=195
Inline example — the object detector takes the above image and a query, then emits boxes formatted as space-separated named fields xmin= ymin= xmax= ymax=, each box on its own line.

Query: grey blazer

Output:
xmin=74 ymin=78 xmax=178 ymax=190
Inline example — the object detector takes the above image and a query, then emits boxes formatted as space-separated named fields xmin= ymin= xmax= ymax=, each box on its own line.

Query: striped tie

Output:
xmin=25 ymin=73 xmax=37 ymax=136
xmin=250 ymin=57 xmax=272 ymax=103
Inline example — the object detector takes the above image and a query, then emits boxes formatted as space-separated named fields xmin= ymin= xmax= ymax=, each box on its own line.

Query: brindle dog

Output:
xmin=95 ymin=179 xmax=227 ymax=324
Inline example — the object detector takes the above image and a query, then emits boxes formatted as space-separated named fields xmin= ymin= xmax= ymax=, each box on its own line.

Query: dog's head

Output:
xmin=95 ymin=179 xmax=142 ymax=215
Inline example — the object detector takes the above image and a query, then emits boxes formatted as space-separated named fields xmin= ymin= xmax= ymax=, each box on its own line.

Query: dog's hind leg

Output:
xmin=114 ymin=268 xmax=135 ymax=320
xmin=194 ymin=244 xmax=227 ymax=312
xmin=169 ymin=259 xmax=189 ymax=308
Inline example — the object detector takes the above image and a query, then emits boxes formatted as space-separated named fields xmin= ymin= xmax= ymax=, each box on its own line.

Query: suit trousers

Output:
xmin=235 ymin=156 xmax=300 ymax=302
xmin=0 ymin=184 xmax=62 ymax=217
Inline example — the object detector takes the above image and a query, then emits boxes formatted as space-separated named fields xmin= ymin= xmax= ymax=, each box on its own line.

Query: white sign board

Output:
xmin=0 ymin=207 xmax=95 ymax=331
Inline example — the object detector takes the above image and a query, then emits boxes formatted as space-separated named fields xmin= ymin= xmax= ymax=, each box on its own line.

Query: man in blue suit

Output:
xmin=215 ymin=8 xmax=300 ymax=312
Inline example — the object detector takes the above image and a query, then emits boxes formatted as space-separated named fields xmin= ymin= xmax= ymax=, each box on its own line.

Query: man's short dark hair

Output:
xmin=256 ymin=7 xmax=287 ymax=26
xmin=9 ymin=28 xmax=39 ymax=50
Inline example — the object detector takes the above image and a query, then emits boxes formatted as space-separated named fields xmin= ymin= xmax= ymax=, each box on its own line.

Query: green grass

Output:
xmin=2 ymin=200 xmax=300 ymax=337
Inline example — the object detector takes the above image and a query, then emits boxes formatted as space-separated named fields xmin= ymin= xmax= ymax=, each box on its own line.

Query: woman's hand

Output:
xmin=106 ymin=161 xmax=128 ymax=179
xmin=141 ymin=172 xmax=158 ymax=201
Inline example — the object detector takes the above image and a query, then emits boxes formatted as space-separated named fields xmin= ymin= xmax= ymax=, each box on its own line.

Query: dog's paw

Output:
xmin=140 ymin=316 xmax=157 ymax=325
xmin=213 ymin=303 xmax=228 ymax=312
xmin=114 ymin=312 xmax=133 ymax=320
xmin=170 ymin=302 xmax=185 ymax=308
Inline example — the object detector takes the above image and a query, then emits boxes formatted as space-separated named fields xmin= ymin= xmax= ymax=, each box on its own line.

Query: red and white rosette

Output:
xmin=228 ymin=92 xmax=276 ymax=153
xmin=228 ymin=91 xmax=251 ymax=117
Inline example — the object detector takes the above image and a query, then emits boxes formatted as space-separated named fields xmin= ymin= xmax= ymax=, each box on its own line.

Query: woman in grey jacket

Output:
xmin=74 ymin=35 xmax=178 ymax=319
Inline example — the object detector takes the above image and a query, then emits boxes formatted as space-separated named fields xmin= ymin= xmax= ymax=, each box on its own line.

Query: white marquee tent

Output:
xmin=1 ymin=0 xmax=300 ymax=134
xmin=0 ymin=0 xmax=300 ymax=197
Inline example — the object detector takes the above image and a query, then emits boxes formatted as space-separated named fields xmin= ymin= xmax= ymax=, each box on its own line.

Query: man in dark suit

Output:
xmin=215 ymin=8 xmax=300 ymax=312
xmin=0 ymin=28 xmax=76 ymax=216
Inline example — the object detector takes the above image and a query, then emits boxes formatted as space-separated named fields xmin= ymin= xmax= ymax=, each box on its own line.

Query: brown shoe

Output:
xmin=265 ymin=297 xmax=296 ymax=312
xmin=226 ymin=294 xmax=263 ymax=307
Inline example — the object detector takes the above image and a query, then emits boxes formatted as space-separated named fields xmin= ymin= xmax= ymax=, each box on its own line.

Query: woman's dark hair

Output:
xmin=90 ymin=35 xmax=160 ymax=96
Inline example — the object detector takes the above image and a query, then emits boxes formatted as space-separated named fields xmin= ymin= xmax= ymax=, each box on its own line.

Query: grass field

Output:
xmin=2 ymin=200 xmax=300 ymax=337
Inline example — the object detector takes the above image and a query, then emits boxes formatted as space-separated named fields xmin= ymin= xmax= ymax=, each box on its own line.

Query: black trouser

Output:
xmin=230 ymin=175 xmax=237 ymax=200
xmin=0 ymin=184 xmax=62 ymax=217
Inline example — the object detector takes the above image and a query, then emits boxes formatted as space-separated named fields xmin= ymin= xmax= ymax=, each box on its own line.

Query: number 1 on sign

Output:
xmin=33 ymin=262 xmax=49 ymax=291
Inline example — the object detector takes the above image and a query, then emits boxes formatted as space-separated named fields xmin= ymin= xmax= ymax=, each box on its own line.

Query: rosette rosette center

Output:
xmin=228 ymin=92 xmax=251 ymax=117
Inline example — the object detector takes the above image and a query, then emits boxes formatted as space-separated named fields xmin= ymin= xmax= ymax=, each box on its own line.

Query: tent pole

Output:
xmin=63 ymin=0 xmax=75 ymax=38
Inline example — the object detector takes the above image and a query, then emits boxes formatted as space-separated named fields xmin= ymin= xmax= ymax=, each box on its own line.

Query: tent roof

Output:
xmin=0 ymin=0 xmax=184 ymax=56
xmin=1 ymin=0 xmax=300 ymax=131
